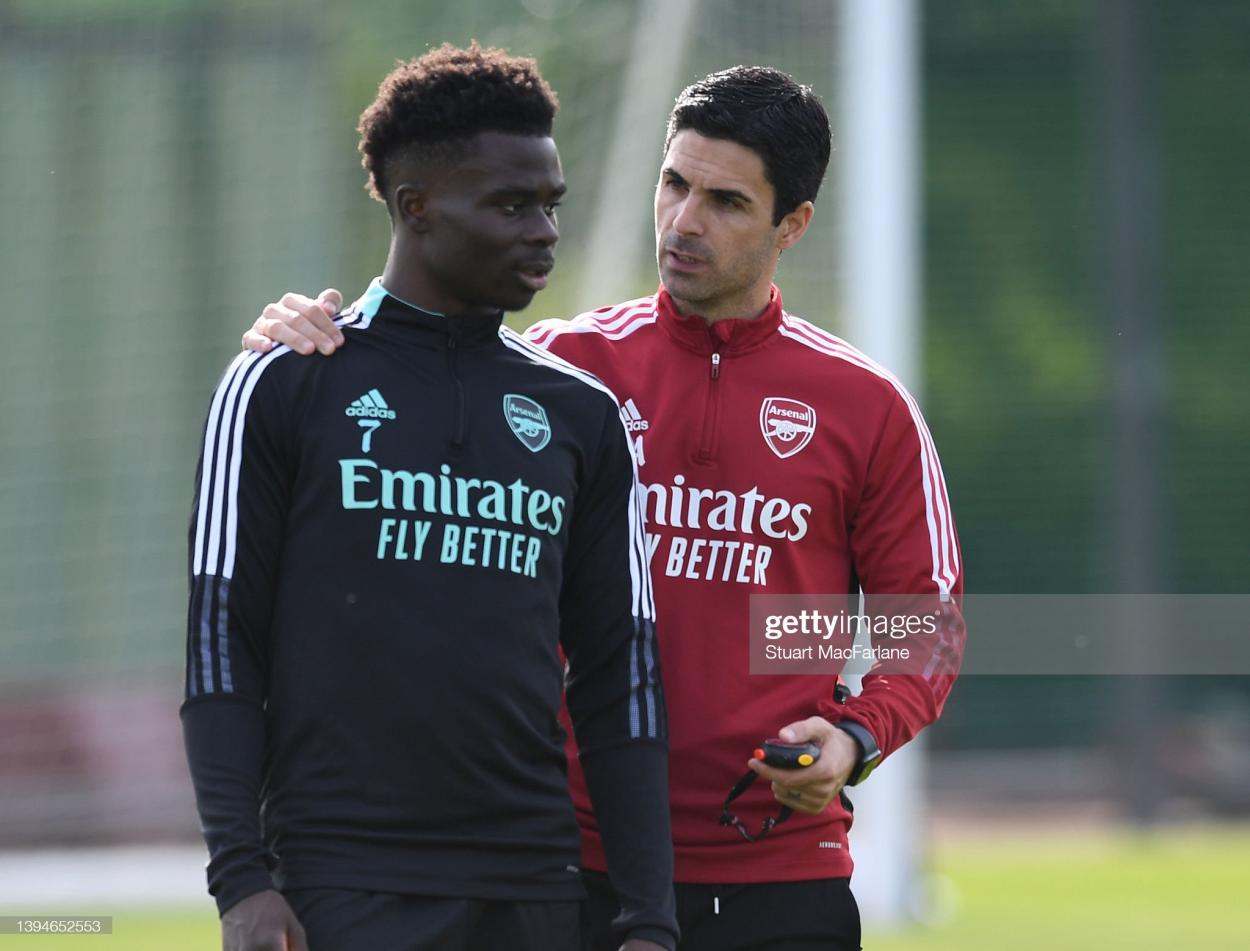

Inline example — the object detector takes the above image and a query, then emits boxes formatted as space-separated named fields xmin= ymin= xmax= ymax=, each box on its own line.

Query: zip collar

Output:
xmin=354 ymin=277 xmax=504 ymax=350
xmin=656 ymin=284 xmax=784 ymax=356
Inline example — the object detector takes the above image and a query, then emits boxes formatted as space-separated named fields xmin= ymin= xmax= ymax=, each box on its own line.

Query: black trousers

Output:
xmin=581 ymin=870 xmax=861 ymax=951
xmin=285 ymin=888 xmax=582 ymax=951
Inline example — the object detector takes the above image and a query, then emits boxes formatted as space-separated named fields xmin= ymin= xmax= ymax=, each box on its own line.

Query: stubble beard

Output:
xmin=659 ymin=244 xmax=774 ymax=318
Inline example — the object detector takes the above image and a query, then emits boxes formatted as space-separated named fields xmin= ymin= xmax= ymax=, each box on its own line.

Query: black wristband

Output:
xmin=834 ymin=719 xmax=882 ymax=786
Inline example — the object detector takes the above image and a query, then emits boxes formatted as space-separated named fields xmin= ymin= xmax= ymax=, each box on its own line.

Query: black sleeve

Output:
xmin=560 ymin=397 xmax=677 ymax=949
xmin=580 ymin=746 xmax=678 ymax=949
xmin=181 ymin=351 xmax=292 ymax=914
xmin=180 ymin=700 xmax=271 ymax=914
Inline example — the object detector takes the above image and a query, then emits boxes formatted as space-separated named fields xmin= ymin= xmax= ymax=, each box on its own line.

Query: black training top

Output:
xmin=181 ymin=280 xmax=676 ymax=948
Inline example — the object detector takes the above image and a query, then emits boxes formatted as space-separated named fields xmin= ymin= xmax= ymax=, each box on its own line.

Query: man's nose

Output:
xmin=525 ymin=209 xmax=559 ymax=245
xmin=671 ymin=196 xmax=703 ymax=236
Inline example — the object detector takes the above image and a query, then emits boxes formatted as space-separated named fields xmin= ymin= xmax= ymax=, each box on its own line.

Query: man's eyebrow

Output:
xmin=710 ymin=187 xmax=752 ymax=205
xmin=486 ymin=183 xmax=567 ymax=199
xmin=662 ymin=167 xmax=751 ymax=205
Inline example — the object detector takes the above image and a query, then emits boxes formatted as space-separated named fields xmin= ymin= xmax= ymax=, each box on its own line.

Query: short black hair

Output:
xmin=665 ymin=66 xmax=830 ymax=225
xmin=358 ymin=41 xmax=559 ymax=204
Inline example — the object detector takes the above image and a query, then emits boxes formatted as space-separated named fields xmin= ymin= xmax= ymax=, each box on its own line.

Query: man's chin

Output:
xmin=499 ymin=292 xmax=538 ymax=314
xmin=658 ymin=266 xmax=699 ymax=295
xmin=658 ymin=267 xmax=715 ymax=303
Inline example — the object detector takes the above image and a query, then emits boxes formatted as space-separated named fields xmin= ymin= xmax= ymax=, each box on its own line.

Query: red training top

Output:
xmin=527 ymin=285 xmax=965 ymax=883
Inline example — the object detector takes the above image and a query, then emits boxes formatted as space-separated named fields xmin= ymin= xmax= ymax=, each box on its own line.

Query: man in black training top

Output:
xmin=182 ymin=43 xmax=676 ymax=951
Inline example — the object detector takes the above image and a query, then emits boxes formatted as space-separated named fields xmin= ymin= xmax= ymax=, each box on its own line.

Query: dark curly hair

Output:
xmin=357 ymin=42 xmax=559 ymax=205
xmin=665 ymin=66 xmax=830 ymax=225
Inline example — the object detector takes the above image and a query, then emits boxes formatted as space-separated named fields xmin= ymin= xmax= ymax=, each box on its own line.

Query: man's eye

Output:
xmin=500 ymin=204 xmax=521 ymax=215
xmin=543 ymin=202 xmax=562 ymax=216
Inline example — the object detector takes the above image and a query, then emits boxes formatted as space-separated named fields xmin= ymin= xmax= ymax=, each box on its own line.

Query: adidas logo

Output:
xmin=622 ymin=398 xmax=649 ymax=433
xmin=345 ymin=388 xmax=397 ymax=420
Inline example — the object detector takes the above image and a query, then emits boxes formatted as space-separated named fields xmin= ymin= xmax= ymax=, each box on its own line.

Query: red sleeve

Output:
xmin=819 ymin=389 xmax=965 ymax=759
xmin=523 ymin=319 xmax=581 ymax=361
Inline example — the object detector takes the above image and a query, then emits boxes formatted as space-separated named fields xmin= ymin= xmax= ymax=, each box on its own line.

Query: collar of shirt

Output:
xmin=655 ymin=283 xmax=784 ymax=356
xmin=358 ymin=277 xmax=505 ymax=350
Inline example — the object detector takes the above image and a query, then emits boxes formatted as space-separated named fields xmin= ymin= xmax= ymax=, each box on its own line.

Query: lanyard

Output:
xmin=718 ymin=767 xmax=794 ymax=842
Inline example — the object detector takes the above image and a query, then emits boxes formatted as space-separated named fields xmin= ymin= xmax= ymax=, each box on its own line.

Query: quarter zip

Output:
xmin=654 ymin=287 xmax=782 ymax=466
xmin=358 ymin=283 xmax=504 ymax=453
xmin=696 ymin=348 xmax=723 ymax=464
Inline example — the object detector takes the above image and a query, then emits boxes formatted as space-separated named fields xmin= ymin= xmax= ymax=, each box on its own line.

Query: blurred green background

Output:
xmin=1 ymin=0 xmax=1248 ymax=945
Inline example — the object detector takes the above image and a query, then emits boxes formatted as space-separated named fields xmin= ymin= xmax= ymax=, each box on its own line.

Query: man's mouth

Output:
xmin=665 ymin=248 xmax=705 ymax=273
xmin=516 ymin=260 xmax=554 ymax=291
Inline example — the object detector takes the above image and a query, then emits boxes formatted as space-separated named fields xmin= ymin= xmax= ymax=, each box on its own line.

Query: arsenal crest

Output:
xmin=503 ymin=393 xmax=552 ymax=452
xmin=759 ymin=397 xmax=816 ymax=459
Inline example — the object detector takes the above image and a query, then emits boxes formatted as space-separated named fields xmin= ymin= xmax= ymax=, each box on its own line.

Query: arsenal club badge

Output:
xmin=759 ymin=397 xmax=816 ymax=459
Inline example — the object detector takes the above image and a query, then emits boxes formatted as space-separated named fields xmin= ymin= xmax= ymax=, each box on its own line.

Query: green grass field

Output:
xmin=2 ymin=826 xmax=1246 ymax=950
xmin=865 ymin=824 xmax=1250 ymax=950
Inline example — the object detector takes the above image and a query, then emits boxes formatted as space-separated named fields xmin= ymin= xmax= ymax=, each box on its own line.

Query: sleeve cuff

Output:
xmin=623 ymin=925 xmax=679 ymax=950
xmin=213 ymin=873 xmax=276 ymax=917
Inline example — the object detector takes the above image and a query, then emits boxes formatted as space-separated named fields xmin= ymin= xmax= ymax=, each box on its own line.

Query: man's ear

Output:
xmin=393 ymin=183 xmax=431 ymax=233
xmin=777 ymin=201 xmax=815 ymax=251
